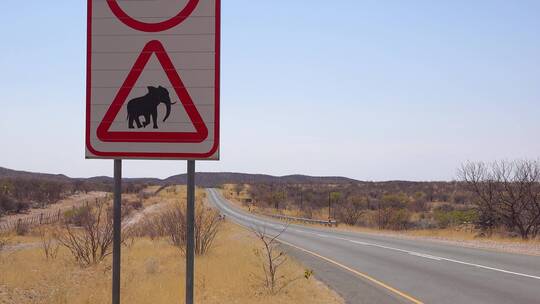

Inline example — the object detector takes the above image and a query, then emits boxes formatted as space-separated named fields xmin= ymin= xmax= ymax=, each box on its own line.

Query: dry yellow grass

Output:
xmin=0 ymin=221 xmax=342 ymax=304
xmin=142 ymin=185 xmax=206 ymax=208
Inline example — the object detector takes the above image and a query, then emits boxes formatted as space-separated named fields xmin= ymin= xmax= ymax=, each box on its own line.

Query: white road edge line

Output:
xmin=408 ymin=252 xmax=442 ymax=261
xmin=347 ymin=236 xmax=540 ymax=280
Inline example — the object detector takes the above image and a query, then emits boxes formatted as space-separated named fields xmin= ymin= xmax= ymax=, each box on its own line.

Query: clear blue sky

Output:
xmin=0 ymin=0 xmax=539 ymax=181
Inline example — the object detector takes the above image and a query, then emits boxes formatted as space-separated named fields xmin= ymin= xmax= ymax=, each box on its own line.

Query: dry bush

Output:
xmin=335 ymin=196 xmax=368 ymax=226
xmin=160 ymin=206 xmax=185 ymax=249
xmin=15 ymin=220 xmax=30 ymax=236
xmin=0 ymin=222 xmax=343 ymax=304
xmin=0 ymin=232 xmax=9 ymax=253
xmin=194 ymin=205 xmax=222 ymax=254
xmin=158 ymin=203 xmax=222 ymax=255
xmin=38 ymin=226 xmax=60 ymax=260
xmin=63 ymin=205 xmax=92 ymax=226
xmin=377 ymin=208 xmax=411 ymax=230
xmin=0 ymin=232 xmax=10 ymax=263
xmin=251 ymin=226 xmax=313 ymax=295
xmin=233 ymin=184 xmax=244 ymax=196
xmin=460 ymin=160 xmax=540 ymax=239
xmin=56 ymin=201 xmax=114 ymax=267
xmin=133 ymin=217 xmax=165 ymax=240
xmin=134 ymin=201 xmax=223 ymax=255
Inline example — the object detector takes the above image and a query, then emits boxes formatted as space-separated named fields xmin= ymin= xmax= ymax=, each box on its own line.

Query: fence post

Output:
xmin=40 ymin=213 xmax=43 ymax=225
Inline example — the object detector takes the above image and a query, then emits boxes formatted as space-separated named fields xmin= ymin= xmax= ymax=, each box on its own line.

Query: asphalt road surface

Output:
xmin=206 ymin=189 xmax=540 ymax=304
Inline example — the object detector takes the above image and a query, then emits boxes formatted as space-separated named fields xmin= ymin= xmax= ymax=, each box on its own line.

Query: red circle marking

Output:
xmin=107 ymin=0 xmax=199 ymax=32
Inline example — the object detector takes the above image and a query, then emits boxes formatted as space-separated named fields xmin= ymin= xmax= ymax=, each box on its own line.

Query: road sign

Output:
xmin=86 ymin=0 xmax=220 ymax=160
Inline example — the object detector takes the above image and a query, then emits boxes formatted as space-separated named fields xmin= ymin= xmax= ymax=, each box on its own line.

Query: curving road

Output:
xmin=207 ymin=188 xmax=540 ymax=304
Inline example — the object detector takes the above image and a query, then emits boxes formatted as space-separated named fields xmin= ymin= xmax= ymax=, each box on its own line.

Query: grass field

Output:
xmin=0 ymin=186 xmax=343 ymax=304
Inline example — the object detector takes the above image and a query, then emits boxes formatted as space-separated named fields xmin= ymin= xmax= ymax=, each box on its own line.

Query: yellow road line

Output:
xmin=214 ymin=192 xmax=423 ymax=304
xmin=278 ymin=239 xmax=424 ymax=304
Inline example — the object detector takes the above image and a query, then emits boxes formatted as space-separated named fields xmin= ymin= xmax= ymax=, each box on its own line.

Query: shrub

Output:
xmin=0 ymin=233 xmax=9 ymax=252
xmin=410 ymin=193 xmax=428 ymax=212
xmin=63 ymin=205 xmax=91 ymax=226
xmin=134 ymin=217 xmax=164 ymax=240
xmin=382 ymin=193 xmax=409 ymax=209
xmin=233 ymin=184 xmax=244 ymax=196
xmin=15 ymin=220 xmax=30 ymax=235
xmin=158 ymin=203 xmax=222 ymax=255
xmin=0 ymin=194 xmax=17 ymax=215
xmin=378 ymin=208 xmax=411 ymax=230
xmin=16 ymin=201 xmax=31 ymax=213
xmin=335 ymin=196 xmax=368 ymax=226
xmin=38 ymin=226 xmax=59 ymax=260
xmin=56 ymin=202 xmax=114 ymax=267
xmin=434 ymin=209 xmax=477 ymax=229
xmin=251 ymin=227 xmax=313 ymax=295
xmin=460 ymin=160 xmax=540 ymax=240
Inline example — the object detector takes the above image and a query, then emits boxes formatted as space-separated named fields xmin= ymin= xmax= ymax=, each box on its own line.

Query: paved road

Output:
xmin=207 ymin=189 xmax=540 ymax=304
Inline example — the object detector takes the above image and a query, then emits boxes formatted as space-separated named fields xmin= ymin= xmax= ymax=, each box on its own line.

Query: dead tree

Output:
xmin=251 ymin=225 xmax=312 ymax=295
xmin=459 ymin=160 xmax=540 ymax=239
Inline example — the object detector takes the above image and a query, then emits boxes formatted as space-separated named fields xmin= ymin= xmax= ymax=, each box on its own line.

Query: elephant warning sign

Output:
xmin=86 ymin=0 xmax=220 ymax=160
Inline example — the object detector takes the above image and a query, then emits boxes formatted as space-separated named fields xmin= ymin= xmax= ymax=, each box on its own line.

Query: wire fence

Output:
xmin=0 ymin=209 xmax=64 ymax=233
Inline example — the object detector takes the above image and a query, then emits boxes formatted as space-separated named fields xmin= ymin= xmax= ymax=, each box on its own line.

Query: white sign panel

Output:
xmin=86 ymin=0 xmax=220 ymax=159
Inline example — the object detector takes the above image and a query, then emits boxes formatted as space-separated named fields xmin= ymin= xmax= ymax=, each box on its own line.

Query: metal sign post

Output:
xmin=186 ymin=160 xmax=196 ymax=304
xmin=112 ymin=159 xmax=122 ymax=304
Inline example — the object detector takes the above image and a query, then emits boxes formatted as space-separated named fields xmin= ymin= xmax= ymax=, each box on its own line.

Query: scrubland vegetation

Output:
xmin=224 ymin=159 xmax=540 ymax=241
xmin=0 ymin=177 xmax=150 ymax=218
xmin=0 ymin=186 xmax=342 ymax=304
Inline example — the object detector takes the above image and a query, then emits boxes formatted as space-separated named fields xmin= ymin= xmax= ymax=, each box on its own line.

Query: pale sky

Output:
xmin=1 ymin=0 xmax=539 ymax=181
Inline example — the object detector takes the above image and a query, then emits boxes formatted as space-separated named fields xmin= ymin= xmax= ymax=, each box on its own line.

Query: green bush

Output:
xmin=381 ymin=193 xmax=409 ymax=209
xmin=64 ymin=205 xmax=91 ymax=226
xmin=0 ymin=194 xmax=17 ymax=215
xmin=434 ymin=209 xmax=477 ymax=228
xmin=378 ymin=208 xmax=411 ymax=230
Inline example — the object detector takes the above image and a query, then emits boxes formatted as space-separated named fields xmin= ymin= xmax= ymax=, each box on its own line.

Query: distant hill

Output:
xmin=83 ymin=176 xmax=162 ymax=184
xmin=0 ymin=167 xmax=160 ymax=184
xmin=164 ymin=172 xmax=358 ymax=187
xmin=0 ymin=166 xmax=358 ymax=187
xmin=0 ymin=167 xmax=72 ymax=182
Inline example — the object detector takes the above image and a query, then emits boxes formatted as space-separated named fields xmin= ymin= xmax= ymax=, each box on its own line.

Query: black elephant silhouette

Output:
xmin=127 ymin=86 xmax=176 ymax=129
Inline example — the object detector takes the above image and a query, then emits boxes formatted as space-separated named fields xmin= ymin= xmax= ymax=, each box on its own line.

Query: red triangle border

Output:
xmin=96 ymin=40 xmax=208 ymax=143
